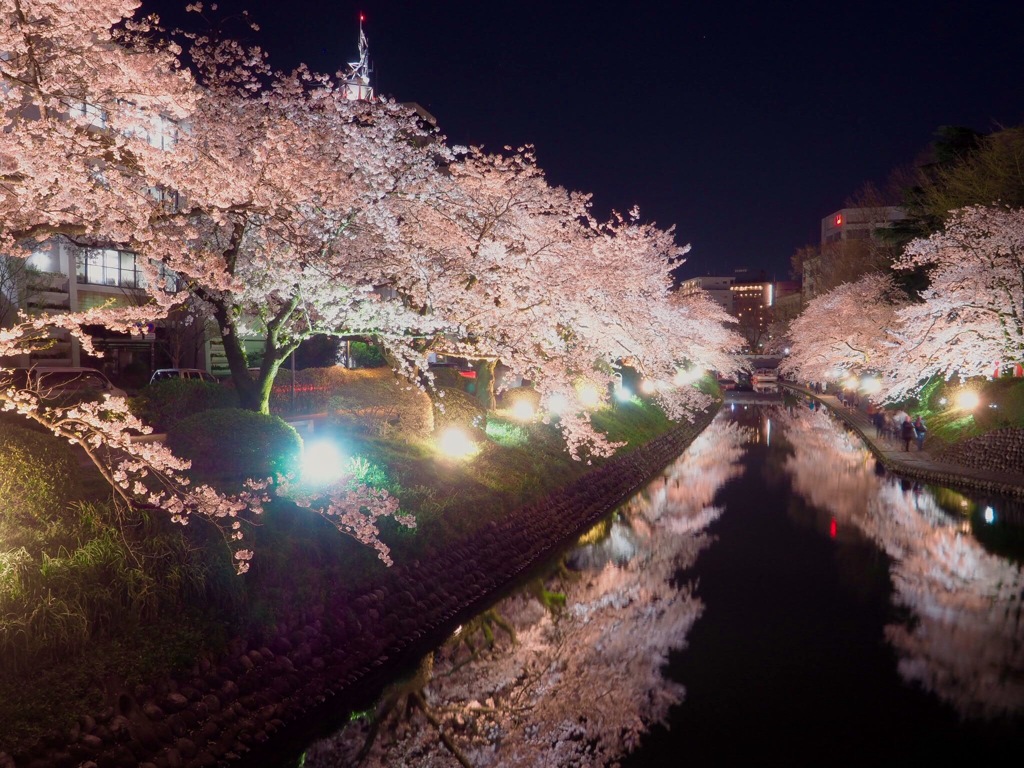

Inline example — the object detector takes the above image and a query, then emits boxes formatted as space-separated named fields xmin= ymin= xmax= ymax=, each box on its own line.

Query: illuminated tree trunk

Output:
xmin=474 ymin=359 xmax=496 ymax=410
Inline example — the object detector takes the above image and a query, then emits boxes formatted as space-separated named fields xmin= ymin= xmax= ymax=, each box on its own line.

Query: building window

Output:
xmin=76 ymin=248 xmax=142 ymax=288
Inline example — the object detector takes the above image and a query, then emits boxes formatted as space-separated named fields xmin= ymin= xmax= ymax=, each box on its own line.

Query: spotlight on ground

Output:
xmin=511 ymin=399 xmax=536 ymax=421
xmin=955 ymin=390 xmax=980 ymax=410
xmin=437 ymin=426 xmax=478 ymax=459
xmin=302 ymin=440 xmax=345 ymax=485
xmin=577 ymin=383 xmax=601 ymax=409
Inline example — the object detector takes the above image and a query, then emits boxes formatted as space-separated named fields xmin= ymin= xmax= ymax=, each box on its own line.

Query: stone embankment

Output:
xmin=2 ymin=412 xmax=715 ymax=768
xmin=936 ymin=427 xmax=1024 ymax=477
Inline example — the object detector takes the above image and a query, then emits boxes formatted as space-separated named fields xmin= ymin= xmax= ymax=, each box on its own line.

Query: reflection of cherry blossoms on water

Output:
xmin=304 ymin=419 xmax=747 ymax=767
xmin=778 ymin=407 xmax=1024 ymax=718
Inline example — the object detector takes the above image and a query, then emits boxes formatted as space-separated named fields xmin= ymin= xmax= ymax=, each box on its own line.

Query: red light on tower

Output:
xmin=834 ymin=214 xmax=843 ymax=226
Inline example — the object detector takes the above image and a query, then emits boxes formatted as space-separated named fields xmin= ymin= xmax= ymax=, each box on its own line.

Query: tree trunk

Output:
xmin=474 ymin=359 xmax=497 ymax=411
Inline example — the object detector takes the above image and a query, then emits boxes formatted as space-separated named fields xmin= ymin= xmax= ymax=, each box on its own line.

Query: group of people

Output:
xmin=869 ymin=406 xmax=927 ymax=451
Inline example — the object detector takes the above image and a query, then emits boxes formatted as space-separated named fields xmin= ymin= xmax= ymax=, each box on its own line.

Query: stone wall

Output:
xmin=1 ymin=412 xmax=716 ymax=768
xmin=936 ymin=427 xmax=1024 ymax=477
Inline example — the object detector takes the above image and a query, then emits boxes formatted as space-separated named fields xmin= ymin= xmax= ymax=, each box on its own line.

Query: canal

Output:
xmin=299 ymin=402 xmax=1024 ymax=767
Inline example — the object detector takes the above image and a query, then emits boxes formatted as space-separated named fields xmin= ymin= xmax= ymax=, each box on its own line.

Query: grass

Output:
xmin=0 ymin=374 xmax=683 ymax=756
xmin=888 ymin=376 xmax=1024 ymax=451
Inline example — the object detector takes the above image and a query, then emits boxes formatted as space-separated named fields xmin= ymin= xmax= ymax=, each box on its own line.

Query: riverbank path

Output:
xmin=782 ymin=383 xmax=1024 ymax=499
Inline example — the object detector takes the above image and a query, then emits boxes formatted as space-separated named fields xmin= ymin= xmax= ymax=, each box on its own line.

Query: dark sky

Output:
xmin=143 ymin=0 xmax=1024 ymax=280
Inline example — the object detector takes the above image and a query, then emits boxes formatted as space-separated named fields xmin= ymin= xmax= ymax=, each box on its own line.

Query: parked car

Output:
xmin=149 ymin=368 xmax=218 ymax=385
xmin=3 ymin=366 xmax=127 ymax=400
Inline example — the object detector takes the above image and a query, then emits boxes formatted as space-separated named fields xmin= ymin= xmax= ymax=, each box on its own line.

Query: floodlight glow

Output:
xmin=955 ymin=390 xmax=980 ymax=410
xmin=302 ymin=440 xmax=345 ymax=485
xmin=437 ymin=426 xmax=478 ymax=459
xmin=577 ymin=383 xmax=601 ymax=408
xmin=984 ymin=506 xmax=996 ymax=524
xmin=843 ymin=375 xmax=857 ymax=390
xmin=614 ymin=384 xmax=633 ymax=402
xmin=674 ymin=368 xmax=703 ymax=386
xmin=511 ymin=399 xmax=536 ymax=421
xmin=639 ymin=379 xmax=657 ymax=395
xmin=546 ymin=393 xmax=570 ymax=416
xmin=861 ymin=377 xmax=881 ymax=394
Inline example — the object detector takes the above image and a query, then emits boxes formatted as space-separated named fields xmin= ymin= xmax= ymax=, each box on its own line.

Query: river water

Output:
xmin=301 ymin=402 xmax=1024 ymax=767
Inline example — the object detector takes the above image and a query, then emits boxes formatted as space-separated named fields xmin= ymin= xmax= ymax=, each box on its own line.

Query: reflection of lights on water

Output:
xmin=984 ymin=506 xmax=996 ymax=524
xmin=302 ymin=440 xmax=346 ymax=485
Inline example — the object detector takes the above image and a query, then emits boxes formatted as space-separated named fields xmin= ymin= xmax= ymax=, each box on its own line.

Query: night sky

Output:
xmin=143 ymin=0 xmax=1024 ymax=280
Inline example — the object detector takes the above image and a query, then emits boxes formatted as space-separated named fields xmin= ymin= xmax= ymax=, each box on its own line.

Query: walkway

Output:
xmin=782 ymin=383 xmax=1024 ymax=499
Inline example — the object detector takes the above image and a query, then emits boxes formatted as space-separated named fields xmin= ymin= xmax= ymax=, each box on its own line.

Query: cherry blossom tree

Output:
xmin=882 ymin=205 xmax=1024 ymax=399
xmin=305 ymin=417 xmax=748 ymax=767
xmin=399 ymin=146 xmax=744 ymax=457
xmin=780 ymin=272 xmax=907 ymax=385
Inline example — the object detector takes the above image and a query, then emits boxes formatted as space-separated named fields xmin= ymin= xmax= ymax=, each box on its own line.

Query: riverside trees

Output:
xmin=783 ymin=205 xmax=1024 ymax=399
xmin=1 ymin=1 xmax=741 ymax=566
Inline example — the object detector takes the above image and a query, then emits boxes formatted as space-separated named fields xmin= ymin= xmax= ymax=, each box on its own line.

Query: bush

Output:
xmin=132 ymin=379 xmax=239 ymax=432
xmin=0 ymin=427 xmax=78 ymax=549
xmin=349 ymin=340 xmax=386 ymax=368
xmin=167 ymin=408 xmax=303 ymax=479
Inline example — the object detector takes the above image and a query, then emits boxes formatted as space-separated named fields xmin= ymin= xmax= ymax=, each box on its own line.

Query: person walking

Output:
xmin=913 ymin=415 xmax=927 ymax=451
xmin=900 ymin=417 xmax=915 ymax=451
xmin=872 ymin=409 xmax=885 ymax=438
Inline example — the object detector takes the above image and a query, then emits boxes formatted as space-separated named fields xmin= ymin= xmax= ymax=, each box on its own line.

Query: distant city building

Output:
xmin=801 ymin=205 xmax=906 ymax=301
xmin=820 ymin=206 xmax=905 ymax=245
xmin=678 ymin=275 xmax=735 ymax=313
xmin=679 ymin=270 xmax=799 ymax=351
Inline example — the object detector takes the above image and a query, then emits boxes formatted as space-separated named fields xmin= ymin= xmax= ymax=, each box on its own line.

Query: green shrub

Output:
xmin=133 ymin=379 xmax=239 ymax=432
xmin=349 ymin=340 xmax=386 ymax=368
xmin=167 ymin=408 xmax=303 ymax=479
xmin=0 ymin=427 xmax=78 ymax=549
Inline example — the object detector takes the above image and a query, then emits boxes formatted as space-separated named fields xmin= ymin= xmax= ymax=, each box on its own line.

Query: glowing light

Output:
xmin=955 ymin=390 xmax=980 ymax=410
xmin=829 ymin=518 xmax=837 ymax=538
xmin=437 ymin=426 xmax=478 ymax=459
xmin=511 ymin=399 xmax=536 ymax=421
xmin=674 ymin=367 xmax=703 ymax=386
xmin=546 ymin=393 xmax=570 ymax=416
xmin=835 ymin=214 xmax=843 ymax=226
xmin=577 ymin=383 xmax=601 ymax=408
xmin=639 ymin=379 xmax=657 ymax=395
xmin=861 ymin=377 xmax=881 ymax=394
xmin=842 ymin=375 xmax=858 ymax=390
xmin=614 ymin=384 xmax=633 ymax=402
xmin=938 ymin=397 xmax=948 ymax=406
xmin=302 ymin=440 xmax=345 ymax=485
xmin=984 ymin=506 xmax=996 ymax=524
